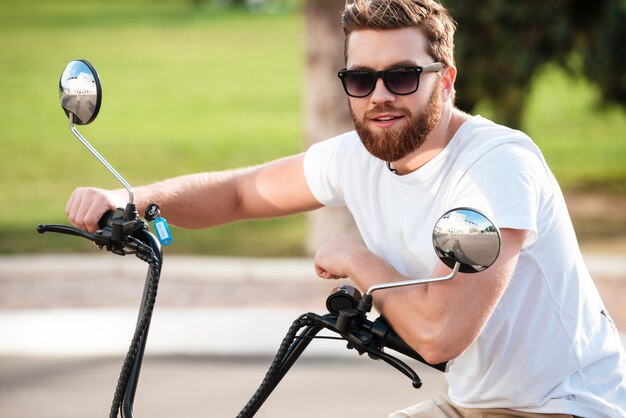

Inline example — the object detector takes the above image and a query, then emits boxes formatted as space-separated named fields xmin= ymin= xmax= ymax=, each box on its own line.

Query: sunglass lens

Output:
xmin=344 ymin=71 xmax=376 ymax=97
xmin=385 ymin=68 xmax=419 ymax=95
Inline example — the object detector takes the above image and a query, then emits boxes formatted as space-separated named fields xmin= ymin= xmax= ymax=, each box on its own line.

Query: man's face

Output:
xmin=345 ymin=28 xmax=443 ymax=163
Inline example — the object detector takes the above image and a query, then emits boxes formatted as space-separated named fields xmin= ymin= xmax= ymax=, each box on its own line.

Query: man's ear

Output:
xmin=440 ymin=65 xmax=457 ymax=103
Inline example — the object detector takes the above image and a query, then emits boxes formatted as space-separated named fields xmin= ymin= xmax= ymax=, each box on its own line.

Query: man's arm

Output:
xmin=66 ymin=153 xmax=322 ymax=232
xmin=314 ymin=228 xmax=526 ymax=364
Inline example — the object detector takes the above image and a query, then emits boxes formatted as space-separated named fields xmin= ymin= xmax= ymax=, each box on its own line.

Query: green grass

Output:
xmin=0 ymin=0 xmax=306 ymax=254
xmin=2 ymin=0 xmax=625 ymax=255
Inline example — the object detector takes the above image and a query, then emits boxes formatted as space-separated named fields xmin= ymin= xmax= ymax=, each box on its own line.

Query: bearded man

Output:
xmin=66 ymin=1 xmax=626 ymax=416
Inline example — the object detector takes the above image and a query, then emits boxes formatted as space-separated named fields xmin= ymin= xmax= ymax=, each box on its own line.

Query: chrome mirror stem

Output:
xmin=69 ymin=113 xmax=134 ymax=204
xmin=365 ymin=262 xmax=461 ymax=297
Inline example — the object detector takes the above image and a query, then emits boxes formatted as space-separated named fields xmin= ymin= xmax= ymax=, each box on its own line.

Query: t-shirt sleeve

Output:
xmin=451 ymin=142 xmax=550 ymax=248
xmin=303 ymin=134 xmax=351 ymax=207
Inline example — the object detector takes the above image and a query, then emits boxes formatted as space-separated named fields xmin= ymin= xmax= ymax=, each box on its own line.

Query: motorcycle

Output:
xmin=38 ymin=60 xmax=502 ymax=418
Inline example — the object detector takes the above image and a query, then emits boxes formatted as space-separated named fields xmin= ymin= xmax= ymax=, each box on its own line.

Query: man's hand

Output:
xmin=314 ymin=235 xmax=370 ymax=280
xmin=65 ymin=187 xmax=126 ymax=233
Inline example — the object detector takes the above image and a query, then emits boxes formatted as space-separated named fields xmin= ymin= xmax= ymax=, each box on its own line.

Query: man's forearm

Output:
xmin=131 ymin=170 xmax=246 ymax=229
xmin=130 ymin=154 xmax=322 ymax=229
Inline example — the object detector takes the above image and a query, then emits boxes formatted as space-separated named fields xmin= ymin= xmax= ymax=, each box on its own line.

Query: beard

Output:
xmin=351 ymin=81 xmax=442 ymax=163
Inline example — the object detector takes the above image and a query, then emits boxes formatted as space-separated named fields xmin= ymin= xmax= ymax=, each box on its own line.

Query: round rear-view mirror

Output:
xmin=59 ymin=59 xmax=101 ymax=125
xmin=432 ymin=208 xmax=501 ymax=273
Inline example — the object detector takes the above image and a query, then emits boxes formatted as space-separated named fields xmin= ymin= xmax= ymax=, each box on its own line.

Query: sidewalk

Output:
xmin=0 ymin=253 xmax=625 ymax=356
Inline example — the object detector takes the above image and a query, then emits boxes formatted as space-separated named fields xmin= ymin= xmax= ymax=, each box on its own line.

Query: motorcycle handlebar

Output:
xmin=310 ymin=312 xmax=448 ymax=373
xmin=38 ymin=205 xmax=144 ymax=256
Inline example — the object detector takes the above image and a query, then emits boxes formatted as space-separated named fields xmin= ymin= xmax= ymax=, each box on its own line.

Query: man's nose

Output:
xmin=370 ymin=78 xmax=396 ymax=104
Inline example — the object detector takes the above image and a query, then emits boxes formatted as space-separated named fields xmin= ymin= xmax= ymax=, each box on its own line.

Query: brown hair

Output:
xmin=342 ymin=0 xmax=457 ymax=66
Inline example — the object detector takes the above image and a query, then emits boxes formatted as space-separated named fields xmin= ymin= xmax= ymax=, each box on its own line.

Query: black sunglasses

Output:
xmin=337 ymin=62 xmax=444 ymax=98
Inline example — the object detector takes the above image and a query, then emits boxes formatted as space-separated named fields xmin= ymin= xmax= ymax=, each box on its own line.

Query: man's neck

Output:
xmin=392 ymin=107 xmax=469 ymax=175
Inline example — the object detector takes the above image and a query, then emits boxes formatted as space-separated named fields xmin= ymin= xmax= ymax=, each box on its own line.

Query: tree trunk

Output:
xmin=304 ymin=0 xmax=361 ymax=255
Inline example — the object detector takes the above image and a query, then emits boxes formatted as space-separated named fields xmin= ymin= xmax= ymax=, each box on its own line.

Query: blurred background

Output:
xmin=1 ymin=0 xmax=625 ymax=417
xmin=1 ymin=0 xmax=625 ymax=256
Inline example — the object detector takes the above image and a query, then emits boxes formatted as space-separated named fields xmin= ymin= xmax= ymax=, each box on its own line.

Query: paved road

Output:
xmin=0 ymin=355 xmax=443 ymax=418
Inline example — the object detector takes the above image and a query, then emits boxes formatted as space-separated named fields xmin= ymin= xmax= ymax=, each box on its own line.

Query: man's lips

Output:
xmin=368 ymin=113 xmax=405 ymax=128
xmin=371 ymin=114 xmax=403 ymax=121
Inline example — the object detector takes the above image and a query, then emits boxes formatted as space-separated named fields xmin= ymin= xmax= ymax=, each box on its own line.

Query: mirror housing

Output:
xmin=433 ymin=208 xmax=501 ymax=273
xmin=59 ymin=59 xmax=101 ymax=125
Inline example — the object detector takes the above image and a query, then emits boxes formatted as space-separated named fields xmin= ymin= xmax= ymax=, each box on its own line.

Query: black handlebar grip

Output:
xmin=98 ymin=210 xmax=115 ymax=230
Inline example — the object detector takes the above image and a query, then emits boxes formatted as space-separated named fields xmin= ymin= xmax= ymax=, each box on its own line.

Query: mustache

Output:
xmin=363 ymin=103 xmax=411 ymax=119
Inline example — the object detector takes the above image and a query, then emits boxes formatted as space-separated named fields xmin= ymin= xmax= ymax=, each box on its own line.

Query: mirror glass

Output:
xmin=432 ymin=208 xmax=501 ymax=273
xmin=59 ymin=60 xmax=101 ymax=125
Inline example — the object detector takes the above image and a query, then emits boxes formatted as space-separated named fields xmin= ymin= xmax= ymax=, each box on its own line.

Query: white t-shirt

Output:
xmin=303 ymin=115 xmax=626 ymax=417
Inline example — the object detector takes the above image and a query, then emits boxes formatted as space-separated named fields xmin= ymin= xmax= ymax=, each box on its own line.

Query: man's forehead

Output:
xmin=346 ymin=27 xmax=431 ymax=68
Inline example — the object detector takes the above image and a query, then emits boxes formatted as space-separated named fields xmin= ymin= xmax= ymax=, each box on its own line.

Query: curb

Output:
xmin=1 ymin=307 xmax=624 ymax=357
xmin=0 ymin=254 xmax=316 ymax=282
xmin=0 ymin=307 xmax=352 ymax=358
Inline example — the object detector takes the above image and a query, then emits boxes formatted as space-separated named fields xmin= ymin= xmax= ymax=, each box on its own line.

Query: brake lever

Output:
xmin=37 ymin=223 xmax=96 ymax=240
xmin=37 ymin=223 xmax=115 ymax=249
xmin=352 ymin=338 xmax=422 ymax=388
xmin=37 ymin=222 xmax=122 ymax=253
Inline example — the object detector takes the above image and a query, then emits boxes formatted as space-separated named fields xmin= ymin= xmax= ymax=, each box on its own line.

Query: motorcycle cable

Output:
xmin=109 ymin=239 xmax=161 ymax=418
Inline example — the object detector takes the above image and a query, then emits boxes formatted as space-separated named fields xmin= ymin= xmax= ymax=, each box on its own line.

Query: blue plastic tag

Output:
xmin=154 ymin=217 xmax=172 ymax=246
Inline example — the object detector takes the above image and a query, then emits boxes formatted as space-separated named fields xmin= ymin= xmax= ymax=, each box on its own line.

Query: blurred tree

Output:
xmin=304 ymin=0 xmax=360 ymax=254
xmin=447 ymin=0 xmax=626 ymax=128
xmin=582 ymin=0 xmax=626 ymax=105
